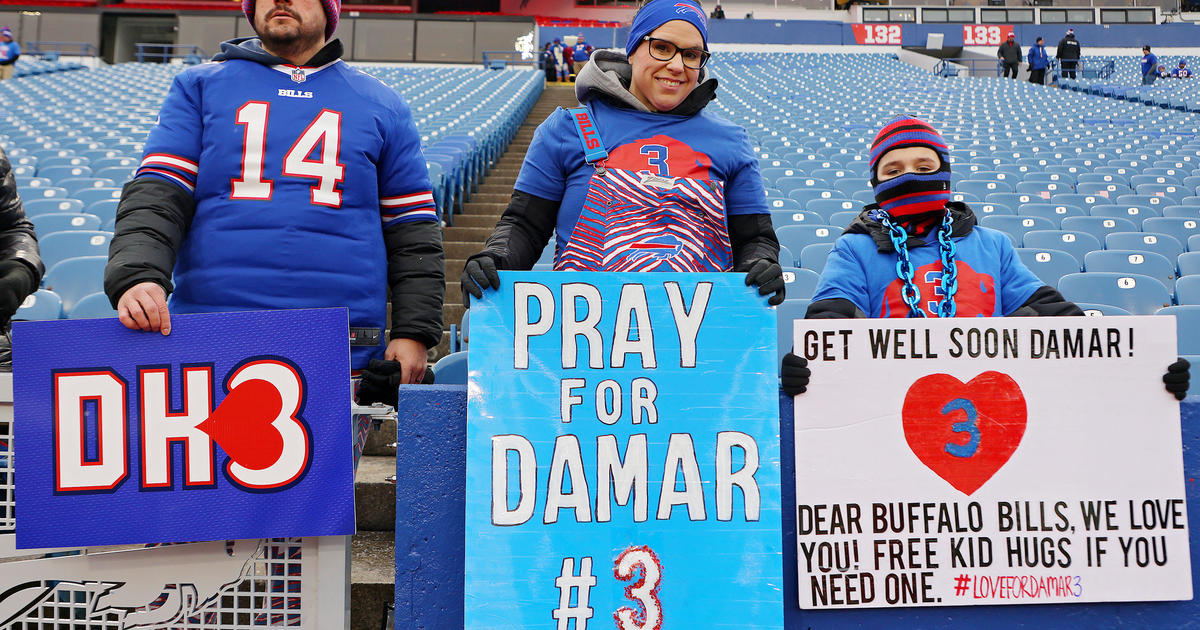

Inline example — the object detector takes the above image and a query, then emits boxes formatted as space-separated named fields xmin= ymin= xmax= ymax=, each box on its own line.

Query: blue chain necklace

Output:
xmin=878 ymin=210 xmax=959 ymax=318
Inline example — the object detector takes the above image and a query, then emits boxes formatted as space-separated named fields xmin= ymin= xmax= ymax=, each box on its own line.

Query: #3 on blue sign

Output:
xmin=464 ymin=272 xmax=784 ymax=629
xmin=12 ymin=308 xmax=354 ymax=549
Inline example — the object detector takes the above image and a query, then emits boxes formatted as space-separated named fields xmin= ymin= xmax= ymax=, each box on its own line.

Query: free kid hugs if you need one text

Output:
xmin=797 ymin=498 xmax=1186 ymax=607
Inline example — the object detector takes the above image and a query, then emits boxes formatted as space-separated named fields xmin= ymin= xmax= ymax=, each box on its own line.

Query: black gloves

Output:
xmin=356 ymin=359 xmax=436 ymax=408
xmin=781 ymin=352 xmax=810 ymax=396
xmin=742 ymin=258 xmax=786 ymax=306
xmin=1164 ymin=358 xmax=1190 ymax=401
xmin=0 ymin=261 xmax=35 ymax=326
xmin=460 ymin=252 xmax=501 ymax=308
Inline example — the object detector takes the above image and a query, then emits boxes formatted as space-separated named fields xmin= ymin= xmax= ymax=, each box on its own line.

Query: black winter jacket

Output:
xmin=0 ymin=145 xmax=43 ymax=286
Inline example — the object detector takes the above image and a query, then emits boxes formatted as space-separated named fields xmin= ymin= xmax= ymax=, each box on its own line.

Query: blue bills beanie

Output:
xmin=626 ymin=0 xmax=709 ymax=59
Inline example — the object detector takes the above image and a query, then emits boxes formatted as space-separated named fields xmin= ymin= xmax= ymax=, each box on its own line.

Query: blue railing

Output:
xmin=933 ymin=57 xmax=1115 ymax=81
xmin=1050 ymin=58 xmax=1115 ymax=80
xmin=25 ymin=41 xmax=98 ymax=60
xmin=481 ymin=51 xmax=535 ymax=70
xmin=134 ymin=44 xmax=206 ymax=64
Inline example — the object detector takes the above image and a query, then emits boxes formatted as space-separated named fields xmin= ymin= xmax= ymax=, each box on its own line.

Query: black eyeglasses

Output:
xmin=642 ymin=36 xmax=710 ymax=69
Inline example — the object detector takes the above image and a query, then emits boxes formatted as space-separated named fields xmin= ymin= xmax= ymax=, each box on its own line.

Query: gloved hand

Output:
xmin=0 ymin=260 xmax=35 ymax=326
xmin=1163 ymin=358 xmax=1190 ymax=401
xmin=356 ymin=359 xmax=436 ymax=408
xmin=781 ymin=352 xmax=810 ymax=396
xmin=460 ymin=252 xmax=501 ymax=308
xmin=742 ymin=258 xmax=786 ymax=306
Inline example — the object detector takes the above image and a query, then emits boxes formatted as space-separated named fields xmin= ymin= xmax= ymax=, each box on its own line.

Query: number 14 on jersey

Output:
xmin=232 ymin=101 xmax=345 ymax=207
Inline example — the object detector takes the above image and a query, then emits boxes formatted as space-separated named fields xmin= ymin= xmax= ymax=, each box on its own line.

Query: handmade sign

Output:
xmin=13 ymin=308 xmax=354 ymax=548
xmin=465 ymin=272 xmax=783 ymax=629
xmin=792 ymin=317 xmax=1190 ymax=608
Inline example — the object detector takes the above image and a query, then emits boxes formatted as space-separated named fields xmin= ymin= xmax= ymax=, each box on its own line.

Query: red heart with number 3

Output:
xmin=901 ymin=372 xmax=1027 ymax=495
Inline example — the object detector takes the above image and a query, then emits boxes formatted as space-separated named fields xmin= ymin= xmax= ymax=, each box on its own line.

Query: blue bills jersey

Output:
xmin=137 ymin=58 xmax=436 ymax=367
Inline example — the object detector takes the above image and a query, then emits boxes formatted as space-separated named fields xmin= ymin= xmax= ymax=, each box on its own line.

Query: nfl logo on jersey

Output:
xmin=291 ymin=67 xmax=306 ymax=83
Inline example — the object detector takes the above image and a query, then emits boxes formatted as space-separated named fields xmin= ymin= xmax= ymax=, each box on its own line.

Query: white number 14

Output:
xmin=232 ymin=101 xmax=345 ymax=207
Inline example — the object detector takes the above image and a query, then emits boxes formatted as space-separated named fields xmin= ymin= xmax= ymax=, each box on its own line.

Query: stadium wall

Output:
xmin=396 ymin=387 xmax=1200 ymax=627
xmin=540 ymin=19 xmax=1200 ymax=49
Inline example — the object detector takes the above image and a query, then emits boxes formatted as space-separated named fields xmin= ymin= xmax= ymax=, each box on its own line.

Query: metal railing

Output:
xmin=933 ymin=57 xmax=1114 ymax=79
xmin=481 ymin=50 xmax=535 ymax=70
xmin=24 ymin=41 xmax=98 ymax=60
xmin=134 ymin=43 xmax=206 ymax=64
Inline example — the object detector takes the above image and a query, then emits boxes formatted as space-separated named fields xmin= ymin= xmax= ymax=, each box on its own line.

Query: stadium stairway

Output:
xmin=432 ymin=84 xmax=581 ymax=359
xmin=351 ymin=84 xmax=579 ymax=630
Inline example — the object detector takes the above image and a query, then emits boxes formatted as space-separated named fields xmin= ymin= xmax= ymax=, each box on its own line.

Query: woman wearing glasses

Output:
xmin=461 ymin=0 xmax=783 ymax=306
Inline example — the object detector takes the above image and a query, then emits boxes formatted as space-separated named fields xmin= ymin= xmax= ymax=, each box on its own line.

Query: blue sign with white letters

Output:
xmin=464 ymin=272 xmax=783 ymax=629
xmin=12 ymin=308 xmax=354 ymax=548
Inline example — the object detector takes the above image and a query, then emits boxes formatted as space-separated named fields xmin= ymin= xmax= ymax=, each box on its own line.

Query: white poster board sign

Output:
xmin=793 ymin=316 xmax=1190 ymax=609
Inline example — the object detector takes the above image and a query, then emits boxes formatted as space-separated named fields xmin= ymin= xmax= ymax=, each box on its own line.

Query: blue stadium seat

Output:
xmin=1116 ymin=194 xmax=1169 ymax=211
xmin=778 ymin=244 xmax=796 ymax=267
xmin=535 ymin=241 xmax=555 ymax=266
xmin=1141 ymin=218 xmax=1200 ymax=251
xmin=23 ymin=197 xmax=84 ymax=217
xmin=1050 ymin=193 xmax=1105 ymax=213
xmin=979 ymin=215 xmax=1055 ymax=246
xmin=1192 ymin=234 xmax=1200 ymax=253
xmin=58 ymin=177 xmax=115 ymax=197
xmin=1061 ymin=216 xmax=1139 ymax=244
xmin=1105 ymin=232 xmax=1185 ymax=262
xmin=776 ymin=299 xmax=809 ymax=362
xmin=770 ymin=210 xmax=823 ymax=228
xmin=1132 ymin=174 xmax=1183 ymax=188
xmin=36 ymin=164 xmax=92 ymax=181
xmin=776 ymin=225 xmax=838 ymax=259
xmin=798 ymin=243 xmax=834 ymax=274
xmin=1156 ymin=305 xmax=1200 ymax=355
xmin=68 ymin=292 xmax=118 ymax=319
xmin=781 ymin=267 xmax=820 ymax=300
xmin=39 ymin=231 xmax=113 ymax=271
xmin=852 ymin=190 xmax=875 ymax=205
xmin=432 ymin=351 xmax=468 ymax=384
xmin=24 ymin=186 xmax=70 ymax=200
xmin=31 ymin=212 xmax=102 ymax=238
xmin=761 ymin=166 xmax=803 ymax=185
xmin=1074 ymin=302 xmax=1132 ymax=317
xmin=1163 ymin=206 xmax=1200 ymax=220
xmin=975 ymin=202 xmax=1014 ymax=217
xmin=806 ymin=198 xmax=858 ymax=222
xmin=985 ymin=192 xmax=1037 ymax=209
xmin=1017 ymin=203 xmax=1085 ymax=228
xmin=1178 ymin=252 xmax=1200 ymax=276
xmin=1135 ymin=184 xmax=1186 ymax=204
xmin=787 ymin=187 xmax=842 ymax=207
xmin=1075 ymin=182 xmax=1129 ymax=198
xmin=828 ymin=210 xmax=859 ymax=228
xmin=1015 ymin=181 xmax=1070 ymax=198
xmin=1177 ymin=276 xmax=1200 ymax=305
xmin=959 ymin=180 xmax=1013 ymax=197
xmin=1084 ymin=250 xmax=1177 ymax=289
xmin=73 ymin=187 xmax=123 ymax=207
xmin=776 ymin=176 xmax=829 ymax=193
xmin=1016 ymin=248 xmax=1082 ymax=287
xmin=14 ymin=289 xmax=62 ymax=321
xmin=1058 ymin=272 xmax=1172 ymax=315
xmin=1078 ymin=172 xmax=1129 ymax=187
xmin=42 ymin=256 xmax=107 ymax=315
xmin=1021 ymin=230 xmax=1101 ymax=265
xmin=765 ymin=198 xmax=803 ymax=212
xmin=1090 ymin=204 xmax=1159 ymax=222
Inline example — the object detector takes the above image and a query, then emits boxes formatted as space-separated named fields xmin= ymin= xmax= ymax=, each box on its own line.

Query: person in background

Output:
xmin=997 ymin=33 xmax=1021 ymax=79
xmin=1173 ymin=59 xmax=1192 ymax=78
xmin=0 ymin=28 xmax=19 ymax=81
xmin=1027 ymin=36 xmax=1049 ymax=85
xmin=1158 ymin=64 xmax=1172 ymax=79
xmin=461 ymin=0 xmax=784 ymax=308
xmin=710 ymin=3 xmax=725 ymax=19
xmin=571 ymin=35 xmax=591 ymax=78
xmin=0 ymin=142 xmax=44 ymax=366
xmin=541 ymin=42 xmax=555 ymax=83
xmin=1141 ymin=45 xmax=1159 ymax=85
xmin=551 ymin=38 xmax=569 ymax=82
xmin=1056 ymin=28 xmax=1081 ymax=79
xmin=778 ymin=116 xmax=1190 ymax=401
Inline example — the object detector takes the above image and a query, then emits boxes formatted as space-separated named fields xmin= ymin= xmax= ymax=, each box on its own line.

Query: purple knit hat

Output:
xmin=243 ymin=0 xmax=340 ymax=40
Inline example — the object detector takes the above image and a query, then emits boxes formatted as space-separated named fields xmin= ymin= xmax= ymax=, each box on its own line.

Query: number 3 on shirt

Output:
xmin=231 ymin=101 xmax=345 ymax=207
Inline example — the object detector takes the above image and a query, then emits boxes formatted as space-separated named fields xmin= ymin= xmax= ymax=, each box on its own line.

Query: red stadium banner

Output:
xmin=852 ymin=23 xmax=902 ymax=45
xmin=962 ymin=24 xmax=1015 ymax=46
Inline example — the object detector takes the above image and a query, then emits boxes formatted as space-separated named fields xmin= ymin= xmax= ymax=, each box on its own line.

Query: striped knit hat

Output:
xmin=244 ymin=0 xmax=340 ymax=40
xmin=868 ymin=115 xmax=950 ymax=181
xmin=869 ymin=116 xmax=952 ymax=222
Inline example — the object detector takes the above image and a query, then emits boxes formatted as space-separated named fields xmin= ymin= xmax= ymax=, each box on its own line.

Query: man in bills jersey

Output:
xmin=103 ymin=0 xmax=444 ymax=389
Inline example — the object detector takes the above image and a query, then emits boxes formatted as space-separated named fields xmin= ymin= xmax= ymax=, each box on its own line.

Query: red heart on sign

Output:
xmin=901 ymin=372 xmax=1026 ymax=495
xmin=196 ymin=379 xmax=284 ymax=471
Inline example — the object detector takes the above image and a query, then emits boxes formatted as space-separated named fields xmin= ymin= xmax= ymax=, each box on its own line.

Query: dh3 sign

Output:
xmin=13 ymin=308 xmax=354 ymax=549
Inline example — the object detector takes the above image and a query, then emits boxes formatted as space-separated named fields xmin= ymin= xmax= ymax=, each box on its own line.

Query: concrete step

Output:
xmin=355 ymin=455 xmax=396 ymax=531
xmin=350 ymin=530 xmax=394 ymax=630
xmin=443 ymin=241 xmax=480 ymax=261
xmin=461 ymin=201 xmax=508 ymax=215
xmin=449 ymin=214 xmax=500 ymax=229
xmin=469 ymin=192 xmax=512 ymax=204
xmin=363 ymin=416 xmax=398 ymax=456
xmin=444 ymin=303 xmax=465 ymax=328
xmin=444 ymin=283 xmax=462 ymax=311
xmin=477 ymin=184 xmax=514 ymax=195
xmin=443 ymin=226 xmax=494 ymax=242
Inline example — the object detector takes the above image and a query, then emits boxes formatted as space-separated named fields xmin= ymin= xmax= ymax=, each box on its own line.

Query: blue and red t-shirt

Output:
xmin=514 ymin=98 xmax=768 ymax=260
xmin=812 ymin=225 xmax=1044 ymax=317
